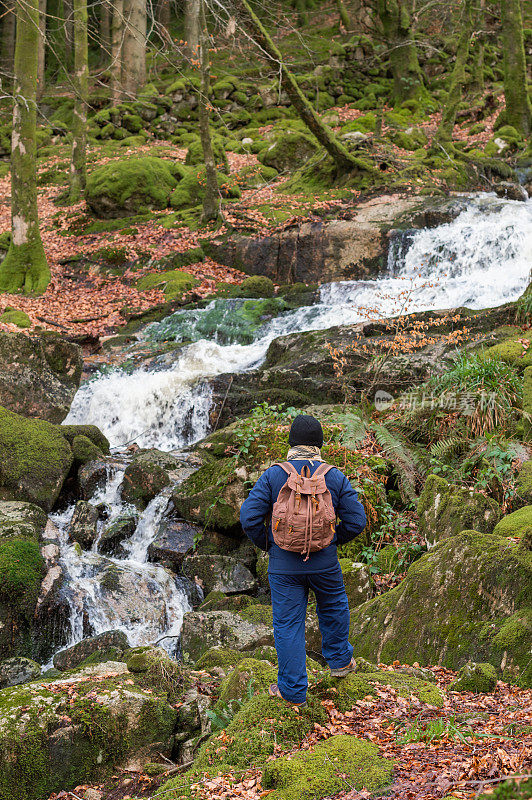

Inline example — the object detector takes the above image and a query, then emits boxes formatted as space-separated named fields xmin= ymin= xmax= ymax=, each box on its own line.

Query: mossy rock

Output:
xmin=349 ymin=531 xmax=532 ymax=687
xmin=341 ymin=112 xmax=377 ymax=135
xmin=259 ymin=131 xmax=318 ymax=172
xmin=484 ymin=329 xmax=532 ymax=369
xmin=85 ymin=156 xmax=178 ymax=218
xmin=195 ymin=646 xmax=247 ymax=671
xmin=478 ymin=778 xmax=532 ymax=799
xmin=185 ymin=136 xmax=229 ymax=172
xmin=0 ymin=310 xmax=31 ymax=328
xmin=217 ymin=658 xmax=277 ymax=708
xmin=417 ymin=474 xmax=501 ymax=546
xmin=121 ymin=449 xmax=179 ymax=509
xmin=136 ymin=269 xmax=199 ymax=300
xmin=169 ymin=165 xmax=241 ymax=210
xmin=339 ymin=558 xmax=373 ymax=607
xmin=71 ymin=435 xmax=103 ymax=466
xmin=262 ymin=734 xmax=394 ymax=800
xmin=321 ymin=669 xmax=444 ymax=712
xmin=0 ymin=407 xmax=73 ymax=511
xmin=391 ymin=128 xmax=428 ymax=151
xmin=172 ymin=457 xmax=246 ymax=532
xmin=494 ymin=506 xmax=532 ymax=540
xmin=449 ymin=661 xmax=498 ymax=693
xmin=60 ymin=424 xmax=110 ymax=454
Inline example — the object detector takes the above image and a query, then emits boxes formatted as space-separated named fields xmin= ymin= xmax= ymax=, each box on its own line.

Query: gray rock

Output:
xmin=182 ymin=554 xmax=257 ymax=595
xmin=181 ymin=610 xmax=275 ymax=661
xmin=0 ymin=331 xmax=82 ymax=423
xmin=53 ymin=630 xmax=130 ymax=671
xmin=339 ymin=559 xmax=374 ymax=607
xmin=99 ymin=515 xmax=137 ymax=556
xmin=0 ymin=500 xmax=47 ymax=539
xmin=0 ymin=657 xmax=41 ymax=688
xmin=79 ymin=456 xmax=126 ymax=499
xmin=69 ymin=500 xmax=99 ymax=549
xmin=120 ymin=449 xmax=181 ymax=509
xmin=493 ymin=182 xmax=528 ymax=202
xmin=147 ymin=518 xmax=197 ymax=569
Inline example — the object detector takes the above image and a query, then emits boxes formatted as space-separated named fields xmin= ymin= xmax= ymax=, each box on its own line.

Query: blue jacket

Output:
xmin=240 ymin=459 xmax=367 ymax=574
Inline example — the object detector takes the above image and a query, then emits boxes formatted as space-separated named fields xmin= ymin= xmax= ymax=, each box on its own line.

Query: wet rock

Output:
xmin=0 ymin=656 xmax=41 ymax=688
xmin=181 ymin=610 xmax=275 ymax=661
xmin=53 ymin=630 xmax=130 ymax=671
xmin=99 ymin=515 xmax=137 ymax=556
xmin=0 ymin=406 xmax=73 ymax=510
xmin=69 ymin=500 xmax=100 ymax=549
xmin=172 ymin=459 xmax=247 ymax=532
xmin=121 ymin=449 xmax=181 ymax=509
xmin=417 ymin=474 xmax=501 ymax=546
xmin=349 ymin=531 xmax=532 ymax=686
xmin=0 ymin=500 xmax=47 ymax=539
xmin=147 ymin=517 xmax=197 ymax=569
xmin=78 ymin=455 xmax=126 ymax=499
xmin=182 ymin=554 xmax=257 ymax=595
xmin=0 ymin=331 xmax=82 ymax=423
xmin=493 ymin=181 xmax=528 ymax=202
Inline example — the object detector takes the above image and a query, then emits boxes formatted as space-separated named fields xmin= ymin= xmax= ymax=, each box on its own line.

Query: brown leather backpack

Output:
xmin=271 ymin=462 xmax=336 ymax=560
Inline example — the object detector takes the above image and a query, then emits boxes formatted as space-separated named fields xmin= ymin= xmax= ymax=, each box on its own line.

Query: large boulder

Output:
xmin=417 ymin=474 xmax=501 ymax=546
xmin=181 ymin=610 xmax=275 ymax=661
xmin=0 ymin=656 xmax=41 ymax=688
xmin=120 ymin=449 xmax=181 ymax=509
xmin=339 ymin=558 xmax=374 ymax=606
xmin=172 ymin=456 xmax=247 ymax=532
xmin=0 ymin=332 xmax=82 ymax=423
xmin=0 ymin=660 xmax=178 ymax=800
xmin=68 ymin=500 xmax=100 ymax=549
xmin=147 ymin=517 xmax=197 ymax=570
xmin=349 ymin=531 xmax=532 ymax=687
xmin=258 ymin=131 xmax=318 ymax=172
xmin=53 ymin=630 xmax=130 ymax=671
xmin=85 ymin=156 xmax=178 ymax=218
xmin=181 ymin=554 xmax=257 ymax=595
xmin=0 ymin=407 xmax=73 ymax=510
xmin=493 ymin=505 xmax=532 ymax=540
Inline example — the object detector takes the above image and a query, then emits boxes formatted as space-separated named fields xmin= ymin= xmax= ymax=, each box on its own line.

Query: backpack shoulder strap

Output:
xmin=272 ymin=461 xmax=298 ymax=476
xmin=313 ymin=462 xmax=335 ymax=477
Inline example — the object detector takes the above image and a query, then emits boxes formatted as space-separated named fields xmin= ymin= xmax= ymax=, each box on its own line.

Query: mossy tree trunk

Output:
xmin=64 ymin=0 xmax=73 ymax=70
xmin=198 ymin=0 xmax=221 ymax=223
xmin=435 ymin=0 xmax=473 ymax=143
xmin=99 ymin=0 xmax=111 ymax=63
xmin=110 ymin=0 xmax=124 ymax=102
xmin=37 ymin=0 xmax=46 ymax=98
xmin=337 ymin=0 xmax=351 ymax=30
xmin=471 ymin=0 xmax=485 ymax=93
xmin=184 ymin=0 xmax=200 ymax=56
xmin=1 ymin=2 xmax=16 ymax=81
xmin=68 ymin=0 xmax=88 ymax=202
xmin=122 ymin=0 xmax=146 ymax=97
xmin=501 ymin=0 xmax=531 ymax=136
xmin=234 ymin=0 xmax=372 ymax=175
xmin=376 ymin=0 xmax=424 ymax=103
xmin=0 ymin=0 xmax=50 ymax=295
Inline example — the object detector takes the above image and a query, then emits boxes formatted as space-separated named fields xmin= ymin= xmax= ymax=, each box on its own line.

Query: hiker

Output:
xmin=240 ymin=413 xmax=367 ymax=706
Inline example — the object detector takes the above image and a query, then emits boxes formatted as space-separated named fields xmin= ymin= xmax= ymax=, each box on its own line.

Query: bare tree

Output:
xmin=501 ymin=0 xmax=531 ymax=136
xmin=0 ymin=0 xmax=50 ymax=294
xmin=110 ymin=0 xmax=124 ymax=102
xmin=122 ymin=0 xmax=146 ymax=96
xmin=198 ymin=0 xmax=221 ymax=221
xmin=184 ymin=0 xmax=200 ymax=55
xmin=69 ymin=0 xmax=88 ymax=201
xmin=435 ymin=0 xmax=473 ymax=142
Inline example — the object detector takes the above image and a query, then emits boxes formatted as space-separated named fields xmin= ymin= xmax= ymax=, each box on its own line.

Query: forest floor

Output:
xmin=0 ymin=93 xmax=502 ymax=342
xmin=44 ymin=664 xmax=532 ymax=800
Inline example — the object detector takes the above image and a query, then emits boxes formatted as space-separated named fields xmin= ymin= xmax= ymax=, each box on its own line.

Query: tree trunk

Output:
xmin=501 ymin=0 xmax=531 ymax=136
xmin=184 ymin=0 xmax=200 ymax=56
xmin=336 ymin=0 xmax=351 ymax=31
xmin=69 ymin=0 xmax=88 ymax=201
xmin=37 ymin=0 xmax=46 ymax=97
xmin=1 ymin=2 xmax=16 ymax=81
xmin=234 ymin=0 xmax=371 ymax=175
xmin=122 ymin=0 xmax=146 ymax=97
xmin=198 ymin=0 xmax=220 ymax=222
xmin=156 ymin=0 xmax=171 ymax=45
xmin=0 ymin=0 xmax=50 ymax=295
xmin=110 ymin=0 xmax=124 ymax=102
xmin=376 ymin=0 xmax=424 ymax=103
xmin=435 ymin=0 xmax=473 ymax=142
xmin=99 ymin=0 xmax=111 ymax=63
xmin=471 ymin=0 xmax=485 ymax=92
xmin=64 ymin=0 xmax=73 ymax=69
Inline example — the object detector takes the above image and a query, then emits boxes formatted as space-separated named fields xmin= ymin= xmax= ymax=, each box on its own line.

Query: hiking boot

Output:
xmin=268 ymin=683 xmax=307 ymax=708
xmin=330 ymin=657 xmax=358 ymax=678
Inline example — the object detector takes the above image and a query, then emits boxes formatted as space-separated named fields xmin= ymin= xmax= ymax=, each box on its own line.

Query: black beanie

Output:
xmin=289 ymin=414 xmax=323 ymax=448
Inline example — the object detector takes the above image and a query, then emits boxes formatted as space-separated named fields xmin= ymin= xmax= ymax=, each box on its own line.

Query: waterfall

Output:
xmin=53 ymin=194 xmax=532 ymax=663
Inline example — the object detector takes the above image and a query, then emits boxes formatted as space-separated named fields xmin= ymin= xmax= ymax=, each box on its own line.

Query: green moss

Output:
xmin=259 ymin=132 xmax=318 ymax=172
xmin=0 ymin=407 xmax=73 ymax=510
xmin=185 ymin=136 xmax=229 ymax=172
xmin=59 ymin=424 xmax=110 ymax=454
xmin=71 ymin=435 xmax=103 ymax=466
xmin=341 ymin=112 xmax=377 ymax=134
xmin=169 ymin=165 xmax=241 ymax=211
xmin=217 ymin=658 xmax=277 ymax=707
xmin=478 ymin=778 xmax=532 ymax=799
xmin=449 ymin=662 xmax=498 ymax=693
xmin=0 ymin=310 xmax=31 ymax=328
xmin=172 ymin=457 xmax=242 ymax=530
xmin=0 ymin=539 xmax=42 ymax=610
xmin=136 ymin=269 xmax=199 ymax=300
xmin=323 ymin=669 xmax=444 ymax=712
xmin=237 ymin=275 xmax=275 ymax=298
xmin=391 ymin=128 xmax=428 ymax=150
xmin=238 ymin=604 xmax=274 ymax=626
xmin=262 ymin=735 xmax=394 ymax=800
xmin=195 ymin=647 xmax=246 ymax=671
xmin=494 ymin=506 xmax=532 ymax=539
xmin=85 ymin=156 xmax=178 ymax=218
xmin=484 ymin=329 xmax=532 ymax=368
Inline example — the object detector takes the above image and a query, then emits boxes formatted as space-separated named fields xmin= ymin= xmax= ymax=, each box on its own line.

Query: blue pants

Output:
xmin=268 ymin=564 xmax=353 ymax=703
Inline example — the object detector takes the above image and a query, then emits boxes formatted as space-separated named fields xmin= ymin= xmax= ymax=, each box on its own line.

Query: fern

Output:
xmin=429 ymin=436 xmax=465 ymax=461
xmin=371 ymin=422 xmax=421 ymax=502
xmin=340 ymin=412 xmax=368 ymax=449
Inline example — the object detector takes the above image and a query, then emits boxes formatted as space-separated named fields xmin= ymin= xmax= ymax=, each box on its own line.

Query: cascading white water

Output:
xmin=54 ymin=194 xmax=532 ymax=663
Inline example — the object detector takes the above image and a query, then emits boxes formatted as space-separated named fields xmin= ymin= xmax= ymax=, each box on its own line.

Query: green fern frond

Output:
xmin=371 ymin=422 xmax=421 ymax=502
xmin=429 ymin=437 xmax=465 ymax=460
xmin=340 ymin=412 xmax=368 ymax=449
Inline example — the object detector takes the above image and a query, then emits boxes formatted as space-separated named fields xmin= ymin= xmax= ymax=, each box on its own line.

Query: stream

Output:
xmin=49 ymin=193 xmax=532 ymax=664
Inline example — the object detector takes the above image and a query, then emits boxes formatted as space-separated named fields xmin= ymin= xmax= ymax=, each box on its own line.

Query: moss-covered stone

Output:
xmin=0 ymin=407 xmax=73 ymax=510
xmin=259 ymin=131 xmax=318 ymax=172
xmin=121 ymin=449 xmax=179 ymax=509
xmin=484 ymin=329 xmax=532 ymax=369
xmin=262 ymin=734 xmax=394 ymax=800
xmin=71 ymin=435 xmax=103 ymax=466
xmin=339 ymin=558 xmax=373 ymax=607
xmin=516 ymin=460 xmax=532 ymax=504
xmin=136 ymin=269 xmax=199 ymax=300
xmin=322 ymin=669 xmax=444 ymax=711
xmin=417 ymin=474 xmax=501 ymax=546
xmin=449 ymin=661 xmax=498 ymax=693
xmin=0 ymin=309 xmax=31 ymax=328
xmin=60 ymin=424 xmax=110 ymax=454
xmin=172 ymin=456 xmax=245 ymax=531
xmin=237 ymin=275 xmax=275 ymax=298
xmin=349 ymin=531 xmax=532 ymax=687
xmin=185 ymin=136 xmax=229 ymax=172
xmin=85 ymin=156 xmax=178 ymax=218
xmin=169 ymin=165 xmax=241 ymax=210
xmin=195 ymin=646 xmax=246 ymax=671
xmin=217 ymin=658 xmax=277 ymax=708
xmin=493 ymin=506 xmax=532 ymax=539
